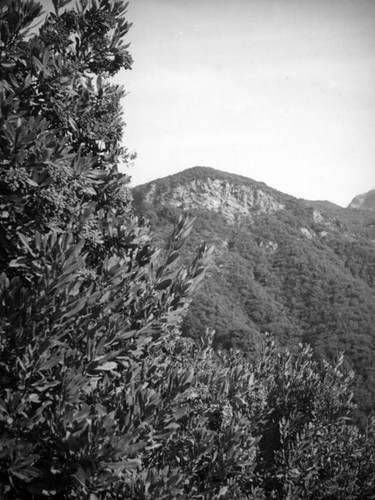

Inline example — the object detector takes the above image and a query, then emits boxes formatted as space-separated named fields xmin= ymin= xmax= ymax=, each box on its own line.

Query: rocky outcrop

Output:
xmin=348 ymin=189 xmax=375 ymax=210
xmin=300 ymin=227 xmax=314 ymax=239
xmin=142 ymin=177 xmax=284 ymax=222
xmin=313 ymin=210 xmax=325 ymax=224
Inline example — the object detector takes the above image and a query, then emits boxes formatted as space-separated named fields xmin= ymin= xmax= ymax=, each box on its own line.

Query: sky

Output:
xmin=110 ymin=0 xmax=375 ymax=207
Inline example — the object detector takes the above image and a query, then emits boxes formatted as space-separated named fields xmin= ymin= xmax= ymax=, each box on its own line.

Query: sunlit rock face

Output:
xmin=142 ymin=177 xmax=284 ymax=222
xmin=348 ymin=189 xmax=375 ymax=210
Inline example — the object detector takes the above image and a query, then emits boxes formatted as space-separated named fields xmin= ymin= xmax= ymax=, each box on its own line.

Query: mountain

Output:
xmin=132 ymin=167 xmax=375 ymax=415
xmin=349 ymin=189 xmax=375 ymax=210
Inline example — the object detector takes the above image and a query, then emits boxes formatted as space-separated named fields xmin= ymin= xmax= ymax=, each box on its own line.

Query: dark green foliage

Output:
xmin=250 ymin=339 xmax=375 ymax=499
xmin=132 ymin=167 xmax=375 ymax=415
xmin=0 ymin=1 xmax=212 ymax=497
xmin=0 ymin=0 xmax=133 ymax=277
xmin=83 ymin=332 xmax=374 ymax=500
xmin=0 ymin=219 xmax=212 ymax=499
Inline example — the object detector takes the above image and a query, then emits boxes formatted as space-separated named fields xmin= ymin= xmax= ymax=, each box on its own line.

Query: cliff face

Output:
xmin=142 ymin=177 xmax=284 ymax=222
xmin=133 ymin=167 xmax=340 ymax=236
xmin=348 ymin=189 xmax=375 ymax=210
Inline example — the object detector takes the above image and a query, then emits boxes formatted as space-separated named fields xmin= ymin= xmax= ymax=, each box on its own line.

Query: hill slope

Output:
xmin=349 ymin=188 xmax=375 ymax=210
xmin=133 ymin=167 xmax=375 ymax=414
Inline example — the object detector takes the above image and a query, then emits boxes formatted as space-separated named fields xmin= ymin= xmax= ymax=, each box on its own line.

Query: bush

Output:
xmin=0 ymin=1 xmax=212 ymax=497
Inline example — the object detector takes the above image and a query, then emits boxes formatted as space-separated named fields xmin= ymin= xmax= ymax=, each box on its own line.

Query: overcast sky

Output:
xmin=111 ymin=0 xmax=375 ymax=206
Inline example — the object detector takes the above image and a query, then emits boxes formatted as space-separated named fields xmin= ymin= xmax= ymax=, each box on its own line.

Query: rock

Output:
xmin=143 ymin=177 xmax=284 ymax=222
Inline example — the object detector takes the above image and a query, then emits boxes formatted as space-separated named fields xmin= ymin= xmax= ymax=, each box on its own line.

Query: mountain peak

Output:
xmin=132 ymin=167 xmax=375 ymax=416
xmin=348 ymin=189 xmax=375 ymax=210
xmin=133 ymin=167 xmax=285 ymax=222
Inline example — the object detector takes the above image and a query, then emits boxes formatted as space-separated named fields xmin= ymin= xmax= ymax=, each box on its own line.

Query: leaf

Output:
xmin=38 ymin=355 xmax=61 ymax=372
xmin=11 ymin=467 xmax=40 ymax=482
xmin=94 ymin=362 xmax=117 ymax=371
xmin=32 ymin=56 xmax=44 ymax=73
xmin=72 ymin=467 xmax=87 ymax=487
xmin=172 ymin=405 xmax=189 ymax=420
xmin=60 ymin=299 xmax=86 ymax=321
xmin=17 ymin=232 xmax=37 ymax=257
xmin=68 ymin=116 xmax=78 ymax=132
xmin=85 ymin=169 xmax=108 ymax=182
xmin=155 ymin=278 xmax=172 ymax=290
xmin=218 ymin=486 xmax=229 ymax=497
xmin=104 ymin=459 xmax=141 ymax=471
xmin=0 ymin=272 xmax=9 ymax=291
xmin=95 ymin=403 xmax=107 ymax=416
xmin=96 ymin=75 xmax=102 ymax=90
xmin=166 ymin=251 xmax=179 ymax=266
xmin=164 ymin=422 xmax=180 ymax=431
xmin=25 ymin=178 xmax=39 ymax=187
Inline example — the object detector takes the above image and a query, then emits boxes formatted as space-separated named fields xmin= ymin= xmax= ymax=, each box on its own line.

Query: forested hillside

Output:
xmin=133 ymin=167 xmax=375 ymax=414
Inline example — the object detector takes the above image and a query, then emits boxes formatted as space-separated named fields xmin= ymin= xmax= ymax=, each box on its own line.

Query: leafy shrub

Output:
xmin=0 ymin=1 xmax=212 ymax=497
xmin=0 ymin=217 xmax=212 ymax=498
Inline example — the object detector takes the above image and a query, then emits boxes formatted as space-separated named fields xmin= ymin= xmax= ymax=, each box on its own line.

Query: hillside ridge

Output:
xmin=134 ymin=167 xmax=292 ymax=222
xmin=349 ymin=188 xmax=375 ymax=210
xmin=132 ymin=167 xmax=375 ymax=415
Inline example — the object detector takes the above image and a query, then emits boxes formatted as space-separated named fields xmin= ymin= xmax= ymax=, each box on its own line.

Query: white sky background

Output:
xmin=111 ymin=0 xmax=375 ymax=206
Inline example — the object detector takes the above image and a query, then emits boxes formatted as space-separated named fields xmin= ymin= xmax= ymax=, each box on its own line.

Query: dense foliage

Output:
xmin=0 ymin=1 xmax=210 ymax=497
xmin=0 ymin=0 xmax=134 ymax=278
xmin=133 ymin=168 xmax=375 ymax=416
xmin=1 ymin=2 xmax=375 ymax=499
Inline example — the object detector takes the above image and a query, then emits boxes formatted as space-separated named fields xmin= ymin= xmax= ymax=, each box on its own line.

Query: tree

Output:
xmin=0 ymin=1 xmax=212 ymax=497
xmin=0 ymin=0 xmax=134 ymax=277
